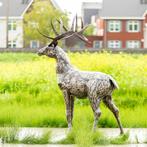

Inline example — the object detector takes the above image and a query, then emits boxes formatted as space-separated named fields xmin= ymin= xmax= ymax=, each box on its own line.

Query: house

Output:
xmin=60 ymin=0 xmax=147 ymax=50
xmin=98 ymin=0 xmax=147 ymax=49
xmin=0 ymin=0 xmax=33 ymax=48
xmin=25 ymin=0 xmax=62 ymax=49
xmin=81 ymin=1 xmax=102 ymax=25
xmin=65 ymin=1 xmax=103 ymax=49
xmin=0 ymin=0 xmax=61 ymax=49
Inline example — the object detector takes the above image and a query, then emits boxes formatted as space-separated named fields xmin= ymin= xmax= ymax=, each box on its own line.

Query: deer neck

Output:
xmin=56 ymin=47 xmax=73 ymax=74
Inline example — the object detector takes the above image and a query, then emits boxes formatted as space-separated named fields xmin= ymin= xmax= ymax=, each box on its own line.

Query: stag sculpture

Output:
xmin=38 ymin=16 xmax=124 ymax=134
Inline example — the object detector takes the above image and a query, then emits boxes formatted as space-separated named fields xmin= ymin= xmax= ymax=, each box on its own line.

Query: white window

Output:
xmin=127 ymin=21 xmax=140 ymax=32
xmin=8 ymin=40 xmax=16 ymax=48
xmin=93 ymin=41 xmax=102 ymax=49
xmin=30 ymin=40 xmax=40 ymax=48
xmin=8 ymin=20 xmax=17 ymax=31
xmin=127 ymin=41 xmax=140 ymax=48
xmin=108 ymin=40 xmax=121 ymax=48
xmin=108 ymin=21 xmax=121 ymax=32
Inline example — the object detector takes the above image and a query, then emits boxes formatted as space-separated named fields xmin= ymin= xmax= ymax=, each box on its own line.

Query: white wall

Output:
xmin=0 ymin=18 xmax=23 ymax=48
xmin=0 ymin=19 xmax=7 ymax=48
xmin=9 ymin=19 xmax=23 ymax=48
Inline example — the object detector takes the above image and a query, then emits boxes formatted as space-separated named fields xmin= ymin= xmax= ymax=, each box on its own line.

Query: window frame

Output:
xmin=126 ymin=40 xmax=141 ymax=49
xmin=127 ymin=21 xmax=140 ymax=32
xmin=108 ymin=21 xmax=121 ymax=32
xmin=107 ymin=40 xmax=122 ymax=49
xmin=8 ymin=20 xmax=17 ymax=31
xmin=8 ymin=40 xmax=17 ymax=48
xmin=93 ymin=41 xmax=102 ymax=49
xmin=30 ymin=40 xmax=40 ymax=48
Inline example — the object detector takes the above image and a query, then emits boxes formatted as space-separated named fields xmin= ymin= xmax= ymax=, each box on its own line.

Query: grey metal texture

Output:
xmin=38 ymin=45 xmax=124 ymax=134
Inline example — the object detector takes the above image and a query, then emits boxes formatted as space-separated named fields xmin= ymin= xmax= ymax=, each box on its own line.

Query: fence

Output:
xmin=0 ymin=48 xmax=147 ymax=54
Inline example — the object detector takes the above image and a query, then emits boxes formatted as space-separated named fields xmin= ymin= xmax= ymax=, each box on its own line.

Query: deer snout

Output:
xmin=37 ymin=47 xmax=46 ymax=56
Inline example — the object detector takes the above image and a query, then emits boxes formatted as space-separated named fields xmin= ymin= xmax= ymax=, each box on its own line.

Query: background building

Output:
xmin=99 ymin=0 xmax=147 ymax=49
xmin=0 ymin=0 xmax=146 ymax=50
xmin=0 ymin=0 xmax=33 ymax=48
xmin=81 ymin=1 xmax=102 ymax=25
xmin=0 ymin=0 xmax=61 ymax=49
xmin=65 ymin=1 xmax=103 ymax=49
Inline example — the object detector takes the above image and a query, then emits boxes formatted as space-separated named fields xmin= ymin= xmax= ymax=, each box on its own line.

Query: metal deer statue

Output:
xmin=38 ymin=16 xmax=124 ymax=134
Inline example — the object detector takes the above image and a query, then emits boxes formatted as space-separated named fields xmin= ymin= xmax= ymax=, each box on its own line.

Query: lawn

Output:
xmin=0 ymin=52 xmax=146 ymax=128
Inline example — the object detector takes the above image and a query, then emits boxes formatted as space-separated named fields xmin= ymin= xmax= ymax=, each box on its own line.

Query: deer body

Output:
xmin=58 ymin=70 xmax=118 ymax=99
xmin=56 ymin=47 xmax=117 ymax=98
xmin=38 ymin=16 xmax=124 ymax=134
xmin=39 ymin=46 xmax=124 ymax=134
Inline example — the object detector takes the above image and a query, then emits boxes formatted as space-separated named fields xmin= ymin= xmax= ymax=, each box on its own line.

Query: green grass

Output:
xmin=110 ymin=132 xmax=129 ymax=144
xmin=20 ymin=131 xmax=51 ymax=144
xmin=58 ymin=115 xmax=129 ymax=146
xmin=0 ymin=127 xmax=18 ymax=143
xmin=0 ymin=127 xmax=51 ymax=144
xmin=0 ymin=125 xmax=129 ymax=145
xmin=0 ymin=52 xmax=146 ymax=128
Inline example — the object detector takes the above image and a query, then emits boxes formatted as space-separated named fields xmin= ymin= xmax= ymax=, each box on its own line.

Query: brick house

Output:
xmin=98 ymin=0 xmax=147 ymax=49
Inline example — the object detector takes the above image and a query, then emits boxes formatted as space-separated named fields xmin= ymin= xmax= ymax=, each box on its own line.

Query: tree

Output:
xmin=24 ymin=0 xmax=68 ymax=46
xmin=83 ymin=24 xmax=95 ymax=36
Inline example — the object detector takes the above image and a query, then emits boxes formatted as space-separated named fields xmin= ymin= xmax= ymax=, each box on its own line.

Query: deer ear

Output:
xmin=53 ymin=42 xmax=58 ymax=50
xmin=49 ymin=41 xmax=58 ymax=49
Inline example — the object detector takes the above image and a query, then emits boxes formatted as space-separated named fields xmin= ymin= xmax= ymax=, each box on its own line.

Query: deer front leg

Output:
xmin=63 ymin=90 xmax=74 ymax=131
xmin=89 ymin=97 xmax=101 ymax=131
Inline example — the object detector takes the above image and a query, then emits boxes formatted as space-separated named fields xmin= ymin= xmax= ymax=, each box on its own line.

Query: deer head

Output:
xmin=37 ymin=15 xmax=90 ymax=58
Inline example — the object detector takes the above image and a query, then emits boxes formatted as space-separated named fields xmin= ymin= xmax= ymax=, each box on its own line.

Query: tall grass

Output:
xmin=0 ymin=127 xmax=51 ymax=144
xmin=0 ymin=52 xmax=146 ymax=127
xmin=0 ymin=127 xmax=18 ymax=143
xmin=0 ymin=125 xmax=129 ymax=145
xmin=58 ymin=115 xmax=129 ymax=146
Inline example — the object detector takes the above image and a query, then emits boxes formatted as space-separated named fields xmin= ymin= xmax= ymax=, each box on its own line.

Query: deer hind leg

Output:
xmin=103 ymin=95 xmax=124 ymax=134
xmin=63 ymin=90 xmax=74 ymax=131
xmin=89 ymin=97 xmax=101 ymax=131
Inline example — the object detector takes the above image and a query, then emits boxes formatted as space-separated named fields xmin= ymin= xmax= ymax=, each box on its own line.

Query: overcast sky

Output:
xmin=55 ymin=0 xmax=102 ymax=16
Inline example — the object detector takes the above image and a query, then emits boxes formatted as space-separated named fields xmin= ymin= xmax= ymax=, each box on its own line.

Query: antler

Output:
xmin=38 ymin=15 xmax=91 ymax=46
xmin=55 ymin=16 xmax=91 ymax=44
xmin=37 ymin=29 xmax=54 ymax=40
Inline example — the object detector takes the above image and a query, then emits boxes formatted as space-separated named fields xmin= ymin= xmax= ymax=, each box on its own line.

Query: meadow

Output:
xmin=0 ymin=52 xmax=146 ymax=128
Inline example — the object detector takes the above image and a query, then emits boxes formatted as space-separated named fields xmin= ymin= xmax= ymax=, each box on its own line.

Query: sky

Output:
xmin=55 ymin=0 xmax=102 ymax=16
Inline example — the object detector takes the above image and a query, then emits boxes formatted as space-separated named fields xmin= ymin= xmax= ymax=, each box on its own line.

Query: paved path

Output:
xmin=0 ymin=128 xmax=147 ymax=147
xmin=17 ymin=128 xmax=147 ymax=143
